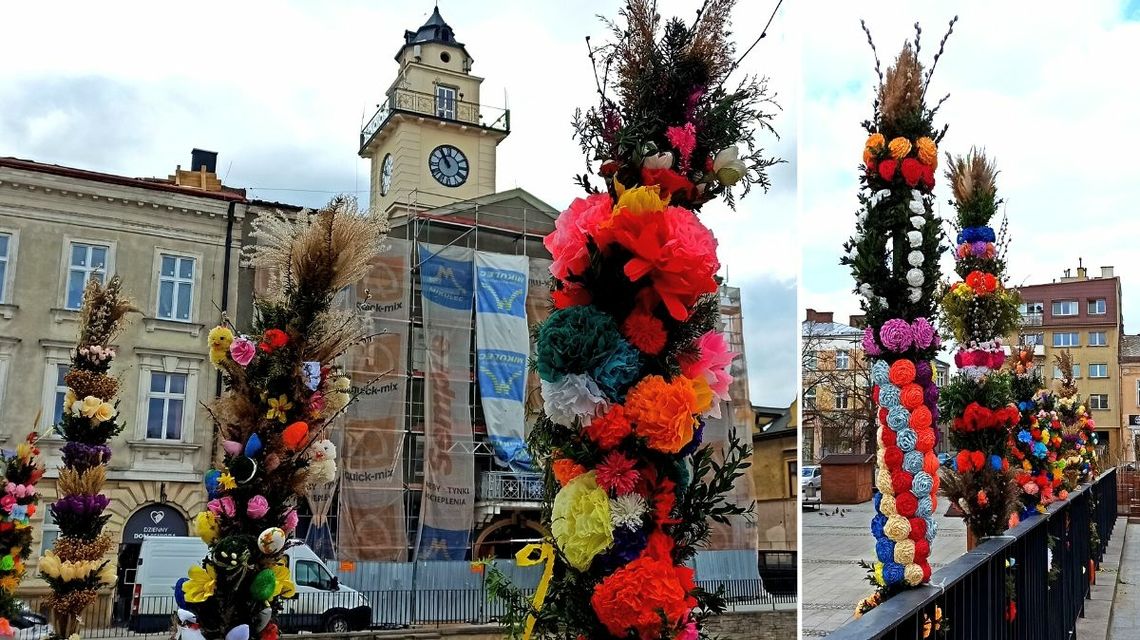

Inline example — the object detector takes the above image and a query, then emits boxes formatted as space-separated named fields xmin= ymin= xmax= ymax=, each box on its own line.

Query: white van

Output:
xmin=131 ymin=536 xmax=371 ymax=633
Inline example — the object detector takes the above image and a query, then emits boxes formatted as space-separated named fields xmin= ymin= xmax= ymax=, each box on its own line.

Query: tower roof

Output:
xmin=398 ymin=7 xmax=469 ymax=60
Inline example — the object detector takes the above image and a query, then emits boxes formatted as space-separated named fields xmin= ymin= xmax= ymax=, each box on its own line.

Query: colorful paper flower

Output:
xmin=182 ymin=564 xmax=218 ymax=603
xmin=625 ymin=375 xmax=699 ymax=454
xmin=551 ymin=472 xmax=613 ymax=571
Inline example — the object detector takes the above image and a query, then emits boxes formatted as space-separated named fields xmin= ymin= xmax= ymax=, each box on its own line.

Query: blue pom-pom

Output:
xmin=245 ymin=433 xmax=263 ymax=457
xmin=204 ymin=469 xmax=221 ymax=499
xmin=990 ymin=454 xmax=1003 ymax=470
xmin=882 ymin=562 xmax=906 ymax=585
xmin=876 ymin=539 xmax=896 ymax=563
xmin=871 ymin=514 xmax=888 ymax=538
xmin=873 ymin=492 xmax=883 ymax=513
xmin=1017 ymin=430 xmax=1032 ymax=444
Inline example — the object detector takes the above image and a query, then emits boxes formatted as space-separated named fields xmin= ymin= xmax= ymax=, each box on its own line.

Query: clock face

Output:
xmin=381 ymin=154 xmax=393 ymax=196
xmin=429 ymin=145 xmax=469 ymax=187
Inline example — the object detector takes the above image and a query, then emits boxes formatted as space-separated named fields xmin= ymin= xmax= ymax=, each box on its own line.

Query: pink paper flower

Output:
xmin=679 ymin=331 xmax=736 ymax=411
xmin=284 ymin=508 xmax=299 ymax=532
xmin=0 ymin=495 xmax=15 ymax=512
xmin=230 ymin=337 xmax=257 ymax=366
xmin=665 ymin=122 xmax=698 ymax=172
xmin=307 ymin=392 xmax=326 ymax=415
xmin=862 ymin=327 xmax=882 ymax=356
xmin=676 ymin=620 xmax=699 ymax=640
xmin=543 ymin=193 xmax=613 ymax=281
xmin=246 ymin=495 xmax=270 ymax=519
xmin=595 ymin=451 xmax=640 ymax=495
xmin=209 ymin=496 xmax=237 ymax=518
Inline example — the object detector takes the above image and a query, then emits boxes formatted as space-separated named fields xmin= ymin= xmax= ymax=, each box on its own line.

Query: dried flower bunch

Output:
xmin=43 ymin=276 xmax=137 ymax=638
xmin=848 ymin=19 xmax=956 ymax=615
xmin=175 ymin=197 xmax=387 ymax=640
xmin=571 ymin=0 xmax=781 ymax=210
xmin=0 ymin=434 xmax=44 ymax=637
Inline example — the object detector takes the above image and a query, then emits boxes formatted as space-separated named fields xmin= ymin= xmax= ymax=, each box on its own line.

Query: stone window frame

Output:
xmin=132 ymin=348 xmax=204 ymax=445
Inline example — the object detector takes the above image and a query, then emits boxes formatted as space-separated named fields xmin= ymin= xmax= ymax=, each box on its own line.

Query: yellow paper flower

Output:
xmin=194 ymin=511 xmax=220 ymax=544
xmin=689 ymin=376 xmax=714 ymax=415
xmin=78 ymin=396 xmax=102 ymax=418
xmin=888 ymin=137 xmax=912 ymax=160
xmin=64 ymin=389 xmax=77 ymax=411
xmin=39 ymin=551 xmax=61 ymax=578
xmin=266 ymin=395 xmax=294 ymax=423
xmin=916 ymin=137 xmax=938 ymax=167
xmin=873 ymin=562 xmax=885 ymax=586
xmin=551 ymin=472 xmax=613 ymax=571
xmin=219 ymin=473 xmax=237 ymax=490
xmin=613 ymin=184 xmax=668 ymax=216
xmin=93 ymin=402 xmax=115 ymax=424
xmin=97 ymin=562 xmax=116 ymax=586
xmin=272 ymin=562 xmax=296 ymax=598
xmin=182 ymin=564 xmax=217 ymax=603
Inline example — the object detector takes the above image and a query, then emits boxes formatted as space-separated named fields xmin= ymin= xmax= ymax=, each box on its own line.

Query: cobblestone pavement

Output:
xmin=800 ymin=499 xmax=967 ymax=637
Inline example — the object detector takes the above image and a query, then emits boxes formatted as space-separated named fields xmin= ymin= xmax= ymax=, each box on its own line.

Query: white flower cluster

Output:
xmin=542 ymin=374 xmax=609 ymax=427
xmin=609 ymin=493 xmax=648 ymax=529
xmin=905 ymin=191 xmax=929 ymax=303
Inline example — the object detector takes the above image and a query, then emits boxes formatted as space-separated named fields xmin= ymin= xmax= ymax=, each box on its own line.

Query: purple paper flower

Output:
xmin=911 ymin=318 xmax=937 ymax=349
xmin=51 ymin=494 xmax=110 ymax=519
xmin=879 ymin=319 xmax=914 ymax=352
xmin=863 ymin=327 xmax=882 ymax=356
xmin=61 ymin=442 xmax=112 ymax=470
xmin=970 ymin=241 xmax=989 ymax=257
xmin=914 ymin=361 xmax=933 ymax=384
xmin=597 ymin=526 xmax=650 ymax=571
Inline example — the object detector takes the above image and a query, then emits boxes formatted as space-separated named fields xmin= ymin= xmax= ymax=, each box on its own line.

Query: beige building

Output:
xmin=801 ymin=310 xmax=870 ymax=463
xmin=0 ymin=152 xmax=244 ymax=619
xmin=359 ymin=6 xmax=510 ymax=217
xmin=751 ymin=400 xmax=797 ymax=593
xmin=1013 ymin=263 xmax=1125 ymax=461
xmin=1118 ymin=335 xmax=1140 ymax=461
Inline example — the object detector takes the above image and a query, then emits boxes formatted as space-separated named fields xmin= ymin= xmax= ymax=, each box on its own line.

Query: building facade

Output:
xmin=1117 ymin=334 xmax=1140 ymax=461
xmin=1013 ymin=264 xmax=1125 ymax=460
xmin=801 ymin=310 xmax=870 ymax=464
xmin=0 ymin=153 xmax=244 ymax=618
xmin=751 ymin=400 xmax=797 ymax=593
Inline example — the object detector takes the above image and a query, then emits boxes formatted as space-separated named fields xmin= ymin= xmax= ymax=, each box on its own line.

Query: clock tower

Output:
xmin=359 ymin=7 xmax=510 ymax=217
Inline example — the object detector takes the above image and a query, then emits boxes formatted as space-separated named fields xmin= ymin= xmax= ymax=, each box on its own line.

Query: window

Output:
xmin=834 ymin=388 xmax=849 ymax=410
xmin=787 ymin=460 xmax=795 ymax=497
xmin=1052 ymin=300 xmax=1078 ymax=316
xmin=66 ymin=243 xmax=109 ymax=310
xmin=835 ymin=349 xmax=850 ymax=370
xmin=39 ymin=510 xmax=59 ymax=556
xmin=1089 ymin=363 xmax=1108 ymax=378
xmin=435 ymin=85 xmax=457 ymax=119
xmin=1088 ymin=298 xmax=1107 ymax=315
xmin=1089 ymin=394 xmax=1109 ymax=411
xmin=0 ymin=232 xmax=12 ymax=303
xmin=1053 ymin=364 xmax=1080 ymax=379
xmin=1136 ymin=380 xmax=1140 ymax=406
xmin=145 ymin=372 xmax=187 ymax=440
xmin=47 ymin=363 xmax=69 ymax=428
xmin=805 ymin=351 xmax=818 ymax=371
xmin=1053 ymin=332 xmax=1080 ymax=347
xmin=294 ymin=560 xmax=333 ymax=590
xmin=1090 ymin=331 xmax=1108 ymax=346
xmin=157 ymin=255 xmax=195 ymax=321
xmin=803 ymin=389 xmax=816 ymax=410
xmin=1022 ymin=333 xmax=1044 ymax=346
xmin=1019 ymin=301 xmax=1044 ymax=314
xmin=936 ymin=368 xmax=947 ymax=387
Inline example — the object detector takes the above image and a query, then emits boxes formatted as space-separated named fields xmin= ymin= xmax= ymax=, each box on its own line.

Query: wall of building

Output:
xmin=751 ymin=432 xmax=797 ymax=552
xmin=1119 ymin=357 xmax=1140 ymax=461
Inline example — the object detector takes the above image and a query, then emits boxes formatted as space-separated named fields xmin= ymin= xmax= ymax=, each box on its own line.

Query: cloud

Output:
xmin=803 ymin=1 xmax=1140 ymax=329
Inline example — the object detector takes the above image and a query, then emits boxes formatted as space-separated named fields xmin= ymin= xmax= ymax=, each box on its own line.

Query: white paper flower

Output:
xmin=908 ymin=288 xmax=922 ymax=303
xmin=907 ymin=251 xmax=924 ymax=267
xmin=906 ymin=269 xmax=925 ymax=287
xmin=542 ymin=374 xmax=608 ymax=427
xmin=869 ymin=189 xmax=892 ymax=208
xmin=852 ymin=232 xmax=864 ymax=244
xmin=908 ymin=199 xmax=925 ymax=215
xmin=610 ymin=494 xmax=648 ymax=530
xmin=713 ymin=146 xmax=747 ymax=185
xmin=642 ymin=152 xmax=675 ymax=170
xmin=907 ymin=231 xmax=923 ymax=246
xmin=910 ymin=215 xmax=925 ymax=229
xmin=859 ymin=283 xmax=874 ymax=299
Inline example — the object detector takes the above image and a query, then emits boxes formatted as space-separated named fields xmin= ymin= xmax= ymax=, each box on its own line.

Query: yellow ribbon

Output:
xmin=515 ymin=542 xmax=555 ymax=640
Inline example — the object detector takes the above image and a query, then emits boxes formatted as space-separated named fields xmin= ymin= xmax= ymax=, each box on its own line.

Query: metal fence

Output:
xmin=17 ymin=578 xmax=793 ymax=638
xmin=826 ymin=468 xmax=1118 ymax=640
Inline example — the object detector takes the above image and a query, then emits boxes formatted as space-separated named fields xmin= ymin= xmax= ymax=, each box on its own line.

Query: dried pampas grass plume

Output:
xmin=57 ymin=466 xmax=107 ymax=497
xmin=946 ymin=148 xmax=998 ymax=208
xmin=1053 ymin=350 xmax=1078 ymax=398
xmin=77 ymin=275 xmax=138 ymax=347
xmin=877 ymin=44 xmax=924 ymax=134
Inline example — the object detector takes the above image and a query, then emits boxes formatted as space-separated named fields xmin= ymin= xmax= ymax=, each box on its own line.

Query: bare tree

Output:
xmin=801 ymin=321 xmax=876 ymax=462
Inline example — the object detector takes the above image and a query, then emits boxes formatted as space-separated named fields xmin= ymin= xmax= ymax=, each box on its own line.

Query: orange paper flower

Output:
xmin=590 ymin=545 xmax=696 ymax=637
xmin=553 ymin=459 xmax=587 ymax=487
xmin=888 ymin=137 xmax=913 ymax=160
xmin=584 ymin=404 xmax=633 ymax=451
xmin=625 ymin=375 xmax=699 ymax=453
xmin=916 ymin=137 xmax=938 ymax=167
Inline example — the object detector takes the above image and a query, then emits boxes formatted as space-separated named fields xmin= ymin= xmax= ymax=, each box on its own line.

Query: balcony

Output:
xmin=360 ymin=88 xmax=510 ymax=151
xmin=1021 ymin=312 xmax=1044 ymax=327
xmin=477 ymin=470 xmax=544 ymax=502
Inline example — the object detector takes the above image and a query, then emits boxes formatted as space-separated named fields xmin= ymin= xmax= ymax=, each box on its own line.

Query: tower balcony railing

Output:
xmin=361 ymin=88 xmax=510 ymax=148
xmin=477 ymin=470 xmax=544 ymax=503
xmin=1021 ymin=312 xmax=1044 ymax=327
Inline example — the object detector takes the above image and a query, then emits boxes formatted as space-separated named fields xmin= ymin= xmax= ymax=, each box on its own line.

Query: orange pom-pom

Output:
xmin=888 ymin=359 xmax=916 ymax=386
xmin=283 ymin=421 xmax=309 ymax=450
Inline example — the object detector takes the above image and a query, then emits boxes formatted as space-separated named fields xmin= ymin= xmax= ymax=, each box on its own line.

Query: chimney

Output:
xmin=191 ymin=148 xmax=218 ymax=173
xmin=805 ymin=309 xmax=834 ymax=324
xmin=1077 ymin=266 xmax=1088 ymax=281
xmin=1102 ymin=266 xmax=1115 ymax=278
xmin=1061 ymin=268 xmax=1074 ymax=282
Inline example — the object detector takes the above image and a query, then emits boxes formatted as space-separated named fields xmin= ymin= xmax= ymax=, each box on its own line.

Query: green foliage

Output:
xmin=939 ymin=372 xmax=1013 ymax=425
xmin=939 ymin=286 xmax=1021 ymax=345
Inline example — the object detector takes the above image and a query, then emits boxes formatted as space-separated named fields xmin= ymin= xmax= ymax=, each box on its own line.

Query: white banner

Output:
xmin=475 ymin=252 xmax=532 ymax=470
xmin=417 ymin=242 xmax=475 ymax=560
xmin=339 ymin=237 xmax=411 ymax=561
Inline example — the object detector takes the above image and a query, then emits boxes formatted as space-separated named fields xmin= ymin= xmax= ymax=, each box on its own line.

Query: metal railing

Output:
xmin=826 ymin=468 xmax=1118 ymax=640
xmin=477 ymin=470 xmax=544 ymax=502
xmin=361 ymin=88 xmax=510 ymax=146
xmin=1021 ymin=312 xmax=1044 ymax=326
xmin=19 ymin=579 xmax=791 ymax=637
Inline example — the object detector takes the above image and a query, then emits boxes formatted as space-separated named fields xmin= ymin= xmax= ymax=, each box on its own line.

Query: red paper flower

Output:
xmin=653 ymin=478 xmax=678 ymax=524
xmin=622 ymin=307 xmax=668 ymax=355
xmin=895 ymin=492 xmax=918 ymax=517
xmin=878 ymin=159 xmax=898 ymax=181
xmin=552 ymin=284 xmax=592 ymax=309
xmin=884 ymin=446 xmax=904 ymax=470
xmin=920 ymin=163 xmax=936 ymax=189
xmin=909 ymin=517 xmax=928 ymax=541
xmin=590 ymin=535 xmax=697 ymax=639
xmin=900 ymin=158 xmax=924 ymax=187
xmin=584 ymin=404 xmax=633 ymax=450
xmin=881 ymin=427 xmax=898 ymax=448
xmin=595 ymin=451 xmax=640 ymax=495
xmin=891 ymin=471 xmax=914 ymax=496
xmin=260 ymin=328 xmax=289 ymax=353
xmin=641 ymin=167 xmax=696 ymax=202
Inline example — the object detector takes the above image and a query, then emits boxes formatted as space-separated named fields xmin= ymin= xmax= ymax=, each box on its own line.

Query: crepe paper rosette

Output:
xmin=176 ymin=197 xmax=386 ymax=640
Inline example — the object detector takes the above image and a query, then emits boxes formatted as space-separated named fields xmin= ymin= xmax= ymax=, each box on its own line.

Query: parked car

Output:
xmin=131 ymin=536 xmax=371 ymax=633
xmin=801 ymin=465 xmax=822 ymax=508
xmin=8 ymin=603 xmax=51 ymax=640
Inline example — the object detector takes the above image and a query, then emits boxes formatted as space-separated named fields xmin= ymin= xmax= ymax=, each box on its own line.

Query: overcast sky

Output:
xmin=803 ymin=0 xmax=1140 ymax=337
xmin=0 ymin=0 xmax=796 ymax=407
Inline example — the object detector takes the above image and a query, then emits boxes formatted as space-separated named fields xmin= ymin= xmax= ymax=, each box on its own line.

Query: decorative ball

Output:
xmin=258 ymin=528 xmax=287 ymax=555
xmin=250 ymin=569 xmax=277 ymax=602
xmin=231 ymin=457 xmax=258 ymax=484
xmin=283 ymin=422 xmax=309 ymax=450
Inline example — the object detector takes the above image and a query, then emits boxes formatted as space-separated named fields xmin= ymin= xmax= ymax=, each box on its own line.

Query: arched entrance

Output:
xmin=114 ymin=503 xmax=189 ymax=623
xmin=473 ymin=513 xmax=546 ymax=559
